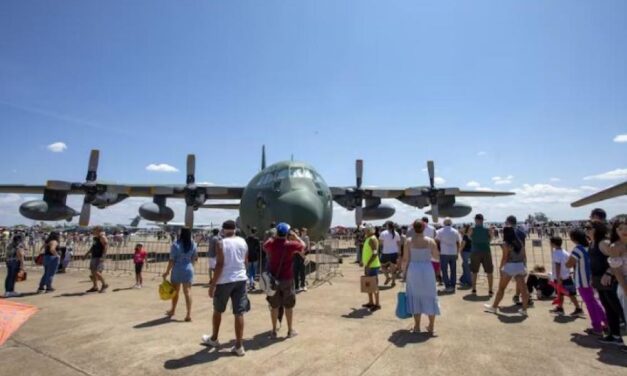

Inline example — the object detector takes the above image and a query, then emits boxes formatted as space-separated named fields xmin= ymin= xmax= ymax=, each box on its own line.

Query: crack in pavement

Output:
xmin=9 ymin=338 xmax=95 ymax=376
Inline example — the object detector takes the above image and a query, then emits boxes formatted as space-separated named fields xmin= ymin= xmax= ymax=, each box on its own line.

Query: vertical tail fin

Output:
xmin=129 ymin=215 xmax=141 ymax=227
xmin=261 ymin=145 xmax=266 ymax=171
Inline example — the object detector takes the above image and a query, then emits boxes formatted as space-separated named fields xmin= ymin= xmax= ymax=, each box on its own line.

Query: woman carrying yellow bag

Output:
xmin=159 ymin=279 xmax=175 ymax=300
xmin=162 ymin=228 xmax=198 ymax=322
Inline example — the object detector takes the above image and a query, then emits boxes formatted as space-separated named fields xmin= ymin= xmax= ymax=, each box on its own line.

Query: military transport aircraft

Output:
xmin=571 ymin=181 xmax=627 ymax=208
xmin=0 ymin=148 xmax=514 ymax=240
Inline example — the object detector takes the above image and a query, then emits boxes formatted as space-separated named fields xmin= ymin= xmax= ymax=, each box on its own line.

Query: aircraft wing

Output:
xmin=200 ymin=203 xmax=240 ymax=210
xmin=453 ymin=190 xmax=515 ymax=197
xmin=330 ymin=186 xmax=406 ymax=199
xmin=0 ymin=184 xmax=245 ymax=199
xmin=571 ymin=181 xmax=627 ymax=207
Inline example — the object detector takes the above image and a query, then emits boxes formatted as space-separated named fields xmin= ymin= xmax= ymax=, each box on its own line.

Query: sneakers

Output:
xmin=584 ymin=328 xmax=604 ymax=337
xmin=518 ymin=309 xmax=528 ymax=316
xmin=571 ymin=308 xmax=585 ymax=317
xmin=483 ymin=304 xmax=497 ymax=314
xmin=4 ymin=291 xmax=21 ymax=298
xmin=201 ymin=335 xmax=220 ymax=347
xmin=302 ymin=286 xmax=308 ymax=292
xmin=549 ymin=307 xmax=565 ymax=316
xmin=287 ymin=329 xmax=299 ymax=338
xmin=231 ymin=345 xmax=246 ymax=357
xmin=599 ymin=335 xmax=625 ymax=346
xmin=369 ymin=304 xmax=381 ymax=312
xmin=133 ymin=284 xmax=141 ymax=289
xmin=513 ymin=295 xmax=521 ymax=305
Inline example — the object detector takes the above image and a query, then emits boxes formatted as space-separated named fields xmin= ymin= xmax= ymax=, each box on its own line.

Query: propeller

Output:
xmin=354 ymin=159 xmax=364 ymax=226
xmin=79 ymin=150 xmax=99 ymax=226
xmin=426 ymin=160 xmax=439 ymax=223
xmin=183 ymin=154 xmax=207 ymax=229
xmin=184 ymin=154 xmax=196 ymax=229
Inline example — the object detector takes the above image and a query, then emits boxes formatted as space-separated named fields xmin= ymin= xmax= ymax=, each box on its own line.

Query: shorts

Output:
xmin=366 ymin=267 xmax=380 ymax=277
xmin=502 ymin=262 xmax=526 ymax=277
xmin=213 ymin=280 xmax=250 ymax=315
xmin=90 ymin=258 xmax=104 ymax=272
xmin=559 ymin=278 xmax=577 ymax=296
xmin=470 ymin=252 xmax=494 ymax=274
xmin=134 ymin=262 xmax=144 ymax=274
xmin=380 ymin=253 xmax=398 ymax=265
xmin=209 ymin=257 xmax=217 ymax=270
xmin=266 ymin=279 xmax=296 ymax=309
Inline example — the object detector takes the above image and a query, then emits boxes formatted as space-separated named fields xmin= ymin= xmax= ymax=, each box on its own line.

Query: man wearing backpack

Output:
xmin=263 ymin=223 xmax=305 ymax=339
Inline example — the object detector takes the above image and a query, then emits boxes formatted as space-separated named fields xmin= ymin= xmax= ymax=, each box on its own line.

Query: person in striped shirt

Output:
xmin=566 ymin=229 xmax=607 ymax=335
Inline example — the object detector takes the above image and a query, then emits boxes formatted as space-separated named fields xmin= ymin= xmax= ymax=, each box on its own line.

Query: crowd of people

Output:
xmin=2 ymin=208 xmax=626 ymax=355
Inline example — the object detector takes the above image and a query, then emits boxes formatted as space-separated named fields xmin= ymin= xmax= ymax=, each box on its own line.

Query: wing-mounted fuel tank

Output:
xmin=139 ymin=196 xmax=175 ymax=223
xmin=19 ymin=189 xmax=77 ymax=221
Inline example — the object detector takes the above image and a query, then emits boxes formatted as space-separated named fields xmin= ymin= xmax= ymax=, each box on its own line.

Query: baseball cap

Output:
xmin=276 ymin=222 xmax=291 ymax=236
xmin=443 ymin=218 xmax=452 ymax=226
xmin=222 ymin=220 xmax=237 ymax=230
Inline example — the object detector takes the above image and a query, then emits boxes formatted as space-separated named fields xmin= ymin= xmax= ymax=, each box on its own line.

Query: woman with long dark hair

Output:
xmin=38 ymin=232 xmax=60 ymax=293
xmin=587 ymin=221 xmax=624 ymax=346
xmin=4 ymin=234 xmax=25 ymax=297
xmin=484 ymin=226 xmax=529 ymax=316
xmin=609 ymin=218 xmax=627 ymax=330
xmin=163 ymin=228 xmax=198 ymax=321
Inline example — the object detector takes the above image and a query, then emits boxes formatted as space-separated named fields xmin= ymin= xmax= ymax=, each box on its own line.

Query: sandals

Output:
xmin=85 ymin=287 xmax=99 ymax=293
xmin=165 ymin=310 xmax=175 ymax=318
xmin=184 ymin=317 xmax=192 ymax=322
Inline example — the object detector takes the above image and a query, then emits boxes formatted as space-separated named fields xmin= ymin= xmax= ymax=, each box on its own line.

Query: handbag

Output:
xmin=260 ymin=245 xmax=288 ymax=297
xmin=16 ymin=270 xmax=27 ymax=282
xmin=35 ymin=254 xmax=44 ymax=266
xmin=159 ymin=279 xmax=175 ymax=300
xmin=395 ymin=285 xmax=412 ymax=319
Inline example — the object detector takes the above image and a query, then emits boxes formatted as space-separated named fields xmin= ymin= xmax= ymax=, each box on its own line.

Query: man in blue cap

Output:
xmin=263 ymin=222 xmax=306 ymax=338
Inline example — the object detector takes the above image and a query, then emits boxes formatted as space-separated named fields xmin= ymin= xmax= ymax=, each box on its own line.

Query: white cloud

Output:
xmin=146 ymin=163 xmax=179 ymax=173
xmin=466 ymin=181 xmax=481 ymax=188
xmin=511 ymin=184 xmax=580 ymax=203
xmin=492 ymin=175 xmax=514 ymax=185
xmin=477 ymin=151 xmax=487 ymax=156
xmin=583 ymin=168 xmax=627 ymax=181
xmin=47 ymin=142 xmax=67 ymax=153
xmin=434 ymin=177 xmax=446 ymax=185
xmin=613 ymin=134 xmax=627 ymax=143
xmin=550 ymin=177 xmax=561 ymax=182
xmin=476 ymin=187 xmax=494 ymax=192
xmin=197 ymin=181 xmax=215 ymax=185
xmin=580 ymin=186 xmax=599 ymax=191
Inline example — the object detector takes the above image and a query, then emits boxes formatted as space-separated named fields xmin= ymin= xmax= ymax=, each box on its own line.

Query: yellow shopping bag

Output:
xmin=159 ymin=279 xmax=175 ymax=300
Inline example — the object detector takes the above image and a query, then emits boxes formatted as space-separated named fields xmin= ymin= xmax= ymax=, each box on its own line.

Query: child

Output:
xmin=133 ymin=243 xmax=147 ymax=288
xmin=526 ymin=265 xmax=555 ymax=303
xmin=549 ymin=236 xmax=583 ymax=316
xmin=566 ymin=229 xmax=607 ymax=335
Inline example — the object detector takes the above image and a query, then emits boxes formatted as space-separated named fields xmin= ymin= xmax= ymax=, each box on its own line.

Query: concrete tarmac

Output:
xmin=0 ymin=264 xmax=625 ymax=376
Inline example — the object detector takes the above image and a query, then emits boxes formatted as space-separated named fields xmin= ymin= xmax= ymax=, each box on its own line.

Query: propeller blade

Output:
xmin=79 ymin=201 xmax=91 ymax=227
xmin=86 ymin=150 xmax=100 ymax=182
xmin=355 ymin=159 xmax=363 ymax=189
xmin=427 ymin=160 xmax=435 ymax=189
xmin=355 ymin=206 xmax=363 ymax=226
xmin=186 ymin=154 xmax=196 ymax=184
xmin=185 ymin=206 xmax=194 ymax=229
xmin=430 ymin=204 xmax=440 ymax=224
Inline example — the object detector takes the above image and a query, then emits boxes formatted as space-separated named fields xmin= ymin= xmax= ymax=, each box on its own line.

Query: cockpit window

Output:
xmin=276 ymin=168 xmax=289 ymax=180
xmin=290 ymin=167 xmax=314 ymax=179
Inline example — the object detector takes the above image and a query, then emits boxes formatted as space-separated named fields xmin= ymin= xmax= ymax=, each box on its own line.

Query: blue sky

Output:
xmin=1 ymin=0 xmax=626 ymax=226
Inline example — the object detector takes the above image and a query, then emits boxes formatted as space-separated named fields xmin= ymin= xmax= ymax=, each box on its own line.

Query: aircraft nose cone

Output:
xmin=276 ymin=190 xmax=324 ymax=229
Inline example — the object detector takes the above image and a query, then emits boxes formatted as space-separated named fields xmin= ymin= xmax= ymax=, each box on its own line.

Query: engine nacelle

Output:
xmin=139 ymin=202 xmax=175 ymax=222
xmin=19 ymin=200 xmax=77 ymax=221
xmin=92 ymin=193 xmax=128 ymax=209
xmin=398 ymin=195 xmax=429 ymax=209
xmin=363 ymin=203 xmax=396 ymax=221
xmin=426 ymin=203 xmax=472 ymax=218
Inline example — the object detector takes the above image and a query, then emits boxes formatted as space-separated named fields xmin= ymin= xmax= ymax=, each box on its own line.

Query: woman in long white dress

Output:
xmin=402 ymin=220 xmax=441 ymax=334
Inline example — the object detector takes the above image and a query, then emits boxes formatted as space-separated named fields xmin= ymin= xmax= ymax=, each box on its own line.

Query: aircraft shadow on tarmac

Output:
xmin=570 ymin=333 xmax=627 ymax=368
xmin=462 ymin=294 xmax=491 ymax=302
xmin=163 ymin=332 xmax=287 ymax=369
xmin=134 ymin=316 xmax=181 ymax=329
xmin=388 ymin=329 xmax=434 ymax=347
xmin=342 ymin=307 xmax=373 ymax=319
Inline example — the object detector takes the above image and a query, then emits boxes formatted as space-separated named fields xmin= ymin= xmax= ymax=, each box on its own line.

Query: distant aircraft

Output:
xmin=571 ymin=181 xmax=627 ymax=208
xmin=0 ymin=147 xmax=514 ymax=240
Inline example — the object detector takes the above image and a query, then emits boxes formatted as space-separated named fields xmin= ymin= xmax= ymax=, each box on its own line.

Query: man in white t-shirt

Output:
xmin=436 ymin=218 xmax=461 ymax=293
xmin=422 ymin=217 xmax=442 ymax=285
xmin=549 ymin=236 xmax=582 ymax=316
xmin=203 ymin=220 xmax=249 ymax=356
xmin=378 ymin=221 xmax=401 ymax=287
